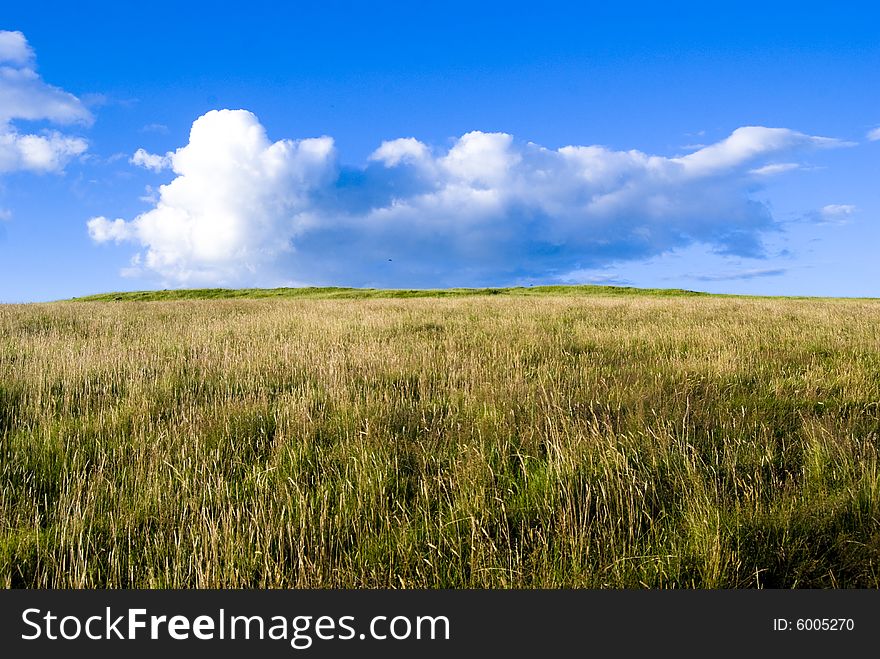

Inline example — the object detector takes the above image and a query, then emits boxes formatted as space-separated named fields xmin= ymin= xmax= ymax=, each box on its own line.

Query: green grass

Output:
xmin=2 ymin=287 xmax=880 ymax=587
xmin=70 ymin=284 xmax=708 ymax=302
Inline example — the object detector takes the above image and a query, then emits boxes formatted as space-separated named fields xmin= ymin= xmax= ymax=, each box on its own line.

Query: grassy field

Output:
xmin=2 ymin=286 xmax=879 ymax=587
xmin=71 ymin=284 xmax=708 ymax=302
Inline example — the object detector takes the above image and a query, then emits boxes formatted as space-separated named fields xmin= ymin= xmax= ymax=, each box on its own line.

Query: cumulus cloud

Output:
xmin=92 ymin=109 xmax=335 ymax=283
xmin=867 ymin=127 xmax=880 ymax=142
xmin=0 ymin=30 xmax=90 ymax=174
xmin=369 ymin=137 xmax=431 ymax=167
xmin=90 ymin=110 xmax=851 ymax=286
xmin=86 ymin=216 xmax=132 ymax=243
xmin=0 ymin=30 xmax=33 ymax=67
xmin=0 ymin=129 xmax=87 ymax=173
xmin=130 ymin=148 xmax=171 ymax=172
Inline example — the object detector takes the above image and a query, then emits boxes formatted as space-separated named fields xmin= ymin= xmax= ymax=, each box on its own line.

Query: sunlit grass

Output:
xmin=1 ymin=289 xmax=879 ymax=587
xmin=69 ymin=284 xmax=708 ymax=302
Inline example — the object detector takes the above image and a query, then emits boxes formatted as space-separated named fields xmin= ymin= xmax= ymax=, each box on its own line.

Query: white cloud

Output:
xmin=0 ymin=30 xmax=91 ymax=174
xmin=671 ymin=126 xmax=847 ymax=177
xmin=91 ymin=109 xmax=335 ymax=283
xmin=139 ymin=184 xmax=158 ymax=203
xmin=441 ymin=131 xmax=520 ymax=186
xmin=87 ymin=216 xmax=132 ymax=243
xmin=369 ymin=137 xmax=430 ymax=167
xmin=821 ymin=203 xmax=856 ymax=216
xmin=0 ymin=33 xmax=91 ymax=126
xmin=749 ymin=162 xmax=801 ymax=176
xmin=0 ymin=128 xmax=87 ymax=173
xmin=867 ymin=127 xmax=880 ymax=142
xmin=130 ymin=148 xmax=171 ymax=172
xmin=0 ymin=30 xmax=33 ymax=67
xmin=798 ymin=203 xmax=857 ymax=226
xmin=90 ymin=110 xmax=851 ymax=287
xmin=817 ymin=204 xmax=857 ymax=224
xmin=686 ymin=267 xmax=787 ymax=282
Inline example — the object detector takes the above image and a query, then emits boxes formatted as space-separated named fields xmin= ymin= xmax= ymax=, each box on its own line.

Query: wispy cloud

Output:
xmin=867 ymin=127 xmax=880 ymax=142
xmin=89 ymin=110 xmax=852 ymax=287
xmin=804 ymin=203 xmax=858 ymax=225
xmin=749 ymin=162 xmax=801 ymax=176
xmin=140 ymin=123 xmax=169 ymax=134
xmin=555 ymin=269 xmax=632 ymax=286
xmin=670 ymin=126 xmax=850 ymax=177
xmin=685 ymin=267 xmax=787 ymax=282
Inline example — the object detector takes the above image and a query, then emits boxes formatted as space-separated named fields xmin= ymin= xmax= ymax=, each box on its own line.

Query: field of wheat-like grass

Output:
xmin=1 ymin=290 xmax=879 ymax=587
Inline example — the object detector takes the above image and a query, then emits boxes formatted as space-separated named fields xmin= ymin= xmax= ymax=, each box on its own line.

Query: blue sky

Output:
xmin=1 ymin=1 xmax=878 ymax=301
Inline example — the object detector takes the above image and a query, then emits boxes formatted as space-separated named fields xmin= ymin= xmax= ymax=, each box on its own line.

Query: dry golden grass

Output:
xmin=1 ymin=292 xmax=879 ymax=587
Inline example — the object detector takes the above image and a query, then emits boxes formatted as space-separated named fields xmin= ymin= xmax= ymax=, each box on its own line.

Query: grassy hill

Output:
xmin=70 ymin=284 xmax=708 ymax=302
xmin=2 ymin=286 xmax=880 ymax=587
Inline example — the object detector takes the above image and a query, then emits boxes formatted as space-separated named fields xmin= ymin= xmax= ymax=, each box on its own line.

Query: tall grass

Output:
xmin=1 ymin=292 xmax=879 ymax=587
